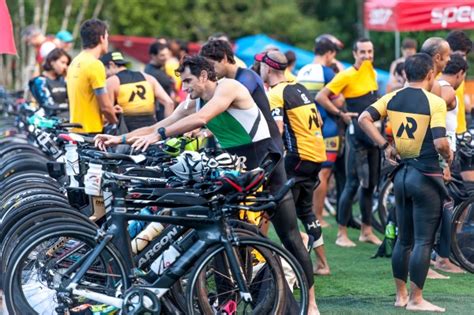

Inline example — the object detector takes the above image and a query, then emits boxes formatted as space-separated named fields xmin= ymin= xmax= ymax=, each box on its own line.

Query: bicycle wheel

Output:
xmin=451 ymin=198 xmax=474 ymax=273
xmin=4 ymin=222 xmax=129 ymax=315
xmin=186 ymin=237 xmax=308 ymax=315
xmin=377 ymin=178 xmax=395 ymax=229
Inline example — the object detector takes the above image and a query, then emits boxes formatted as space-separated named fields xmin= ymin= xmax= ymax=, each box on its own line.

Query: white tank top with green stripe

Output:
xmin=196 ymin=98 xmax=270 ymax=149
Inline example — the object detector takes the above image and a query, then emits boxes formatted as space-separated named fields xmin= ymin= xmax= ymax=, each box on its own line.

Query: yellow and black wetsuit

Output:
xmin=366 ymin=86 xmax=447 ymax=290
xmin=326 ymin=60 xmax=379 ymax=227
xmin=116 ymin=70 xmax=156 ymax=131
xmin=268 ymin=81 xmax=326 ymax=248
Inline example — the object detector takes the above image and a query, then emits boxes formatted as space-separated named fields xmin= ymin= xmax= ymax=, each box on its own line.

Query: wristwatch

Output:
xmin=157 ymin=127 xmax=167 ymax=140
xmin=379 ymin=142 xmax=389 ymax=150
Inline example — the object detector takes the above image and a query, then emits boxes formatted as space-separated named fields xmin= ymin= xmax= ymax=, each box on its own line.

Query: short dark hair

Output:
xmin=394 ymin=62 xmax=405 ymax=77
xmin=443 ymin=53 xmax=469 ymax=75
xmin=149 ymin=42 xmax=169 ymax=56
xmin=80 ymin=19 xmax=107 ymax=49
xmin=352 ymin=38 xmax=372 ymax=52
xmin=176 ymin=55 xmax=218 ymax=82
xmin=285 ymin=50 xmax=296 ymax=66
xmin=315 ymin=38 xmax=337 ymax=56
xmin=200 ymin=40 xmax=236 ymax=64
xmin=446 ymin=31 xmax=473 ymax=55
xmin=43 ymin=48 xmax=71 ymax=71
xmin=402 ymin=38 xmax=417 ymax=50
xmin=404 ymin=53 xmax=433 ymax=82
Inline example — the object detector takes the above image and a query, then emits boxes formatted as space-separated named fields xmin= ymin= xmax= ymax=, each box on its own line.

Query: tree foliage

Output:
xmin=6 ymin=0 xmax=474 ymax=74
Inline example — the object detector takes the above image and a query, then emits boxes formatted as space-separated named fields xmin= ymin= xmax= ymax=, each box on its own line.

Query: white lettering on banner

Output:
xmin=369 ymin=8 xmax=393 ymax=25
xmin=431 ymin=6 xmax=474 ymax=28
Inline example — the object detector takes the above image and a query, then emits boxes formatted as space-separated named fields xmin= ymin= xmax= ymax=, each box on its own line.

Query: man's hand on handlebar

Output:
xmin=94 ymin=134 xmax=121 ymax=151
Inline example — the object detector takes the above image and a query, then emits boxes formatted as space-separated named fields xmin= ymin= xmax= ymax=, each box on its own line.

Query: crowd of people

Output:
xmin=24 ymin=17 xmax=474 ymax=314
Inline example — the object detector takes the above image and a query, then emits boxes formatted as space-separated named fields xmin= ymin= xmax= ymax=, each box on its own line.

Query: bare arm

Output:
xmin=359 ymin=111 xmax=399 ymax=165
xmin=163 ymin=81 xmax=235 ymax=137
xmin=434 ymin=138 xmax=452 ymax=162
xmin=315 ymin=87 xmax=356 ymax=123
xmin=275 ymin=120 xmax=284 ymax=135
xmin=145 ymin=73 xmax=175 ymax=118
xmin=95 ymin=92 xmax=118 ymax=125
xmin=439 ymin=86 xmax=457 ymax=111
xmin=106 ymin=76 xmax=119 ymax=105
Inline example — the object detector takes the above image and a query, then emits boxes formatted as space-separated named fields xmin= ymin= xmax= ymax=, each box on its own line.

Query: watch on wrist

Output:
xmin=379 ymin=142 xmax=389 ymax=150
xmin=157 ymin=127 xmax=167 ymax=140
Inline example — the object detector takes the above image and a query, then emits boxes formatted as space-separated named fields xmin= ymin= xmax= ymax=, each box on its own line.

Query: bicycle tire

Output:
xmin=4 ymin=222 xmax=129 ymax=315
xmin=186 ymin=236 xmax=308 ymax=315
xmin=450 ymin=198 xmax=474 ymax=273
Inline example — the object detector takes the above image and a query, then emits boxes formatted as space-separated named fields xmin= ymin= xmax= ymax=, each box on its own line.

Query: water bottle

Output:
xmin=84 ymin=163 xmax=103 ymax=196
xmin=150 ymin=245 xmax=181 ymax=275
xmin=348 ymin=120 xmax=355 ymax=135
xmin=385 ymin=221 xmax=396 ymax=240
xmin=128 ymin=207 xmax=153 ymax=238
xmin=64 ymin=143 xmax=80 ymax=187
xmin=131 ymin=222 xmax=165 ymax=254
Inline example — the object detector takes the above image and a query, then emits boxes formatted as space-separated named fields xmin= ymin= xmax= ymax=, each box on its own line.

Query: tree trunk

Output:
xmin=41 ymin=0 xmax=52 ymax=34
xmin=72 ymin=0 xmax=90 ymax=44
xmin=61 ymin=0 xmax=74 ymax=31
xmin=92 ymin=0 xmax=105 ymax=19
xmin=33 ymin=0 xmax=42 ymax=27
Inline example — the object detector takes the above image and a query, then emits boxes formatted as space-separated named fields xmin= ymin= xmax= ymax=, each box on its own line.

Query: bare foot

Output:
xmin=313 ymin=264 xmax=331 ymax=275
xmin=434 ymin=259 xmax=466 ymax=274
xmin=426 ymin=268 xmax=450 ymax=280
xmin=322 ymin=209 xmax=330 ymax=217
xmin=406 ymin=299 xmax=445 ymax=312
xmin=308 ymin=303 xmax=320 ymax=315
xmin=394 ymin=295 xmax=409 ymax=308
xmin=359 ymin=233 xmax=382 ymax=245
xmin=335 ymin=235 xmax=356 ymax=247
xmin=319 ymin=219 xmax=330 ymax=228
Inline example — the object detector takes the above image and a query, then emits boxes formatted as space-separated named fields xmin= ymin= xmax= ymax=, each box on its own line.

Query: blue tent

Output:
xmin=235 ymin=34 xmax=389 ymax=94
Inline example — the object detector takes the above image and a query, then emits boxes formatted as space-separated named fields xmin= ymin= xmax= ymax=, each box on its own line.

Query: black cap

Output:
xmin=100 ymin=52 xmax=129 ymax=66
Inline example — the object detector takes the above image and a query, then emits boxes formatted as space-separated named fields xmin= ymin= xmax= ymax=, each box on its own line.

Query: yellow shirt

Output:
xmin=164 ymin=58 xmax=181 ymax=91
xmin=284 ymin=69 xmax=296 ymax=83
xmin=326 ymin=60 xmax=378 ymax=99
xmin=67 ymin=51 xmax=106 ymax=133
xmin=368 ymin=87 xmax=446 ymax=174
xmin=456 ymin=80 xmax=466 ymax=133
xmin=235 ymin=56 xmax=247 ymax=68
xmin=268 ymin=81 xmax=326 ymax=163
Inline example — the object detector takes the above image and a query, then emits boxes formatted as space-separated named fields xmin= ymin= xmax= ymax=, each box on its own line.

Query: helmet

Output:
xmin=203 ymin=152 xmax=247 ymax=171
xmin=162 ymin=136 xmax=206 ymax=157
xmin=315 ymin=34 xmax=344 ymax=51
xmin=169 ymin=151 xmax=206 ymax=181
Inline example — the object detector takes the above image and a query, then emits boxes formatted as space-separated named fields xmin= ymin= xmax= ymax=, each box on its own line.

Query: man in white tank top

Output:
xmin=436 ymin=53 xmax=468 ymax=274
xmin=438 ymin=54 xmax=468 ymax=153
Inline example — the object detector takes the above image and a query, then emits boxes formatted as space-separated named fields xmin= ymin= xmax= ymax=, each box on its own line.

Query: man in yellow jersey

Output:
xmin=258 ymin=50 xmax=330 ymax=277
xmin=446 ymin=31 xmax=474 ymax=180
xmin=359 ymin=53 xmax=451 ymax=313
xmin=66 ymin=19 xmax=118 ymax=133
xmin=100 ymin=51 xmax=174 ymax=131
xmin=316 ymin=38 xmax=381 ymax=247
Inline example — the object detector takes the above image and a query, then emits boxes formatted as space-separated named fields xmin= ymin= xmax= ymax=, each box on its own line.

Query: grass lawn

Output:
xmin=269 ymin=214 xmax=474 ymax=314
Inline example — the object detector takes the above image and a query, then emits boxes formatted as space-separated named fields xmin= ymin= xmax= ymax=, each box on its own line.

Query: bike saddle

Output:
xmin=82 ymin=149 xmax=147 ymax=164
xmin=220 ymin=168 xmax=265 ymax=193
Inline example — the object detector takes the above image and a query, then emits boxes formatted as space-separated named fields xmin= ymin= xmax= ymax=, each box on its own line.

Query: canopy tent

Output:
xmin=235 ymin=34 xmax=390 ymax=94
xmin=0 ymin=0 xmax=16 ymax=55
xmin=365 ymin=0 xmax=474 ymax=32
xmin=364 ymin=0 xmax=474 ymax=57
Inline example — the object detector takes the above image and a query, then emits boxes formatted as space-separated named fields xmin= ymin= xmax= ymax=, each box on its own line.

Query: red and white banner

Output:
xmin=0 ymin=0 xmax=17 ymax=55
xmin=365 ymin=0 xmax=474 ymax=32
